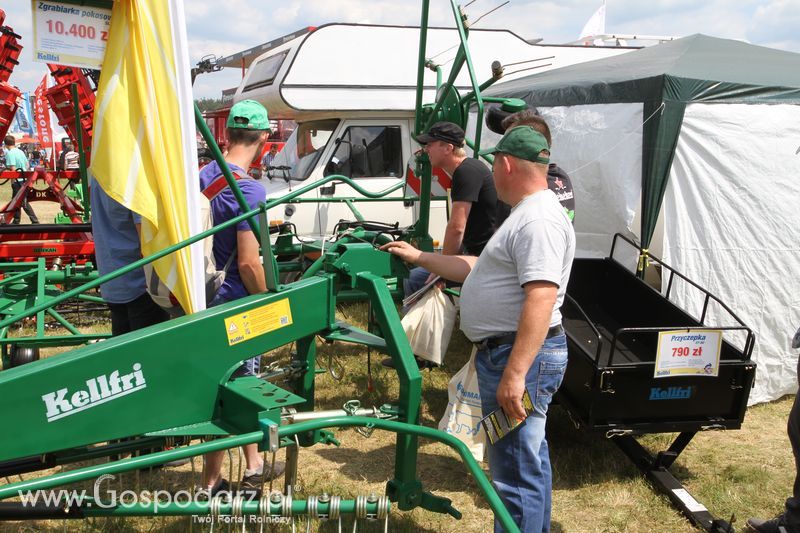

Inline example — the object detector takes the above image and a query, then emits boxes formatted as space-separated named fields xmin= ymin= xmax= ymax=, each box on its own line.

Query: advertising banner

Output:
xmin=31 ymin=1 xmax=112 ymax=69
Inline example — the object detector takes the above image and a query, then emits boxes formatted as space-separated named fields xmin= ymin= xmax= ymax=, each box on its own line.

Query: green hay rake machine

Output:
xmin=0 ymin=1 xmax=529 ymax=530
xmin=0 ymin=255 xmax=108 ymax=368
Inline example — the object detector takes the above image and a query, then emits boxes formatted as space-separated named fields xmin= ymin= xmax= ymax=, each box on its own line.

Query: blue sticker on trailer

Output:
xmin=649 ymin=386 xmax=693 ymax=400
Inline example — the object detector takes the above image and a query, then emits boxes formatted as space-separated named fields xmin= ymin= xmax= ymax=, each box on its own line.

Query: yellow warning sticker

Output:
xmin=224 ymin=298 xmax=293 ymax=346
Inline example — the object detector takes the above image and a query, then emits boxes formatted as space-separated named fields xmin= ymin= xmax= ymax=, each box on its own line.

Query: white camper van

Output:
xmin=229 ymin=24 xmax=633 ymax=240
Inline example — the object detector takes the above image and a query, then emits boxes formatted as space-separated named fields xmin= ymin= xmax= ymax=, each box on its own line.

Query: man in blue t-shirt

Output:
xmin=199 ymin=99 xmax=283 ymax=498
xmin=3 ymin=135 xmax=39 ymax=224
xmin=199 ymin=102 xmax=269 ymax=307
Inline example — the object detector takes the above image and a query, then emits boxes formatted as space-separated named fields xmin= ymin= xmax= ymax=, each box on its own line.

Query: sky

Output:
xmin=3 ymin=0 xmax=799 ymax=99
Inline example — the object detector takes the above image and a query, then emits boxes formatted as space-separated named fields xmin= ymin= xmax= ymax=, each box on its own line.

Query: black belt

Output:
xmin=474 ymin=324 xmax=564 ymax=351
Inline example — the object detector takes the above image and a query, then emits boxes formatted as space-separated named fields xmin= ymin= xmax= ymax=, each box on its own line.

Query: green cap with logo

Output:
xmin=227 ymin=99 xmax=271 ymax=131
xmin=480 ymin=125 xmax=550 ymax=164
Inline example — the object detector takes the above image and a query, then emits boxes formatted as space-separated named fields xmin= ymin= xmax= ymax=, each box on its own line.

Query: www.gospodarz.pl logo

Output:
xmin=18 ymin=474 xmax=292 ymax=522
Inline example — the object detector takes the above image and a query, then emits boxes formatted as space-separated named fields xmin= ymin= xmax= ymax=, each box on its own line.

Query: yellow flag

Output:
xmin=91 ymin=0 xmax=204 ymax=314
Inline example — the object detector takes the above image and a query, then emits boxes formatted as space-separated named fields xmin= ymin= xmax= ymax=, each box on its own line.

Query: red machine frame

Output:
xmin=0 ymin=9 xmax=22 ymax=142
xmin=0 ymin=11 xmax=95 ymax=266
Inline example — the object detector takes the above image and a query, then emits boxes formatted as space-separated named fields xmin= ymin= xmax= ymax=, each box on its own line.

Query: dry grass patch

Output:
xmin=0 ymin=303 xmax=794 ymax=532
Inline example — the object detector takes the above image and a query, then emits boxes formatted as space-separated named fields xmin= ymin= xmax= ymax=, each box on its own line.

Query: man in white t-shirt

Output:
xmin=64 ymin=149 xmax=80 ymax=170
xmin=382 ymin=126 xmax=575 ymax=532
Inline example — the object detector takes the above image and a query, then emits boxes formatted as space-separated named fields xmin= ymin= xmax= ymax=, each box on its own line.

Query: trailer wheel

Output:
xmin=9 ymin=346 xmax=40 ymax=368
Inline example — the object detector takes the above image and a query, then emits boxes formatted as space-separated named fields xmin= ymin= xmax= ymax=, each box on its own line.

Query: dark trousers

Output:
xmin=107 ymin=293 xmax=169 ymax=336
xmin=786 ymin=358 xmax=800 ymax=525
xmin=11 ymin=180 xmax=39 ymax=224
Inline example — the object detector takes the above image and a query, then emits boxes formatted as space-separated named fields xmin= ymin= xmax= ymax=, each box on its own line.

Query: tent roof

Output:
xmin=487 ymin=34 xmax=800 ymax=104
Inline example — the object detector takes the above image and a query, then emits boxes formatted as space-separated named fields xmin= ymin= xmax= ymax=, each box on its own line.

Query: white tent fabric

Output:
xmin=663 ymin=103 xmax=800 ymax=404
xmin=541 ymin=104 xmax=643 ymax=261
xmin=467 ymin=103 xmax=643 ymax=263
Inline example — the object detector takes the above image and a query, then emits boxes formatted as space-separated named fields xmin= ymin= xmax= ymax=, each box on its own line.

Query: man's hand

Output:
xmin=380 ymin=241 xmax=423 ymax=264
xmin=424 ymin=271 xmax=445 ymax=289
xmin=496 ymin=281 xmax=559 ymax=422
xmin=381 ymin=242 xmax=476 ymax=283
xmin=497 ymin=369 xmax=529 ymax=422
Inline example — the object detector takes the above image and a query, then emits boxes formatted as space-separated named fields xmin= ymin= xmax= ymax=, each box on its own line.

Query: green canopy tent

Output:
xmin=486 ymin=33 xmax=800 ymax=252
xmin=485 ymin=34 xmax=800 ymax=403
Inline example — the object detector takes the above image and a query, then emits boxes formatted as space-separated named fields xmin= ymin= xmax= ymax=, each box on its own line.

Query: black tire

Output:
xmin=9 ymin=346 xmax=40 ymax=368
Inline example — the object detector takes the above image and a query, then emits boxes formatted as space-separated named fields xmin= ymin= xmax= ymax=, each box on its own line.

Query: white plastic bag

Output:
xmin=401 ymin=287 xmax=457 ymax=365
xmin=438 ymin=348 xmax=486 ymax=462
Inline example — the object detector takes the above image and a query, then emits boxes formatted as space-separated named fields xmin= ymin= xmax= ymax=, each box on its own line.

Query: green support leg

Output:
xmin=355 ymin=273 xmax=425 ymax=510
xmin=292 ymin=334 xmax=319 ymax=447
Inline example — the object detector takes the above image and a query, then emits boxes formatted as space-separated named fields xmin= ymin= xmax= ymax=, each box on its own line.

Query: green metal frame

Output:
xmin=405 ymin=0 xmax=514 ymax=252
xmin=0 ymin=183 xmax=516 ymax=527
xmin=71 ymin=83 xmax=91 ymax=220
xmin=0 ymin=259 xmax=108 ymax=368
xmin=0 ymin=231 xmax=518 ymax=531
xmin=0 ymin=417 xmax=514 ymax=530
xmin=0 ymin=2 xmax=532 ymax=529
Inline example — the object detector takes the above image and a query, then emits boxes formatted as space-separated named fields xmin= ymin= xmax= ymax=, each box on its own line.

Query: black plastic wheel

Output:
xmin=9 ymin=346 xmax=40 ymax=368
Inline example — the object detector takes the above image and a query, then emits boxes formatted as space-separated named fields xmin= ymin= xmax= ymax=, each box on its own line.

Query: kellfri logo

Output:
xmin=649 ymin=386 xmax=693 ymax=401
xmin=42 ymin=364 xmax=147 ymax=422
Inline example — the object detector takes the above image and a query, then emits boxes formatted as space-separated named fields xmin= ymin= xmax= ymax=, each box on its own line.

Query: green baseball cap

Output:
xmin=480 ymin=125 xmax=550 ymax=164
xmin=227 ymin=100 xmax=271 ymax=131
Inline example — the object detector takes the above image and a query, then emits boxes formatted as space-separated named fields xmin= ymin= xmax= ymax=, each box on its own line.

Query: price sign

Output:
xmin=654 ymin=329 xmax=722 ymax=378
xmin=31 ymin=1 xmax=112 ymax=69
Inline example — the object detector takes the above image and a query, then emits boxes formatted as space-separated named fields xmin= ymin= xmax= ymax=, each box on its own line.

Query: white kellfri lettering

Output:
xmin=41 ymin=364 xmax=147 ymax=422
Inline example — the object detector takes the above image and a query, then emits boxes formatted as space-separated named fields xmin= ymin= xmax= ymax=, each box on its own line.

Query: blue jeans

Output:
xmin=404 ymin=266 xmax=461 ymax=296
xmin=404 ymin=266 xmax=431 ymax=296
xmin=209 ymin=293 xmax=260 ymax=378
xmin=475 ymin=333 xmax=568 ymax=533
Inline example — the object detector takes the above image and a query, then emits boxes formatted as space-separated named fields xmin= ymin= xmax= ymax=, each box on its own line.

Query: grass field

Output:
xmin=0 ymin=187 xmax=794 ymax=531
xmin=0 ymin=301 xmax=794 ymax=533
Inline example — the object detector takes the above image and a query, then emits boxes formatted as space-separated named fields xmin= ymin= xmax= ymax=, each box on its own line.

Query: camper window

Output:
xmin=324 ymin=126 xmax=402 ymax=179
xmin=243 ymin=50 xmax=289 ymax=92
xmin=269 ymin=119 xmax=338 ymax=181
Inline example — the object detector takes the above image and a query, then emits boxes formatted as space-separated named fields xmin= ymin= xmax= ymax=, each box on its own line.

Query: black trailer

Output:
xmin=559 ymin=234 xmax=756 ymax=532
